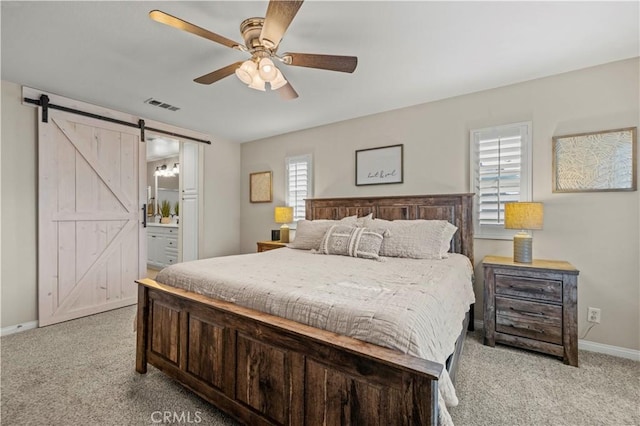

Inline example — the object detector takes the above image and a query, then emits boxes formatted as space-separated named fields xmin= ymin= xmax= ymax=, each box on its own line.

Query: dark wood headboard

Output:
xmin=306 ymin=193 xmax=474 ymax=264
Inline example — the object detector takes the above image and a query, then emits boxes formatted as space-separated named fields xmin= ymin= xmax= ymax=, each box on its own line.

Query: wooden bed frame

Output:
xmin=136 ymin=193 xmax=474 ymax=425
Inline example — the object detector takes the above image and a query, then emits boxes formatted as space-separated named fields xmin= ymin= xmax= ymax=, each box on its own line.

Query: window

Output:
xmin=285 ymin=154 xmax=313 ymax=222
xmin=470 ymin=122 xmax=532 ymax=239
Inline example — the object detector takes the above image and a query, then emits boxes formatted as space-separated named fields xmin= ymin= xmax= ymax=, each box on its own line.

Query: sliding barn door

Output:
xmin=38 ymin=109 xmax=145 ymax=326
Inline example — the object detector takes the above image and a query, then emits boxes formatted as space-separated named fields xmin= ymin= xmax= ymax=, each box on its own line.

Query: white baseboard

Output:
xmin=1 ymin=321 xmax=38 ymax=336
xmin=578 ymin=339 xmax=640 ymax=361
xmin=471 ymin=319 xmax=639 ymax=361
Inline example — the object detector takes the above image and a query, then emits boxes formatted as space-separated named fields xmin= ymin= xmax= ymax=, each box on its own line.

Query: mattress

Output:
xmin=156 ymin=248 xmax=475 ymax=425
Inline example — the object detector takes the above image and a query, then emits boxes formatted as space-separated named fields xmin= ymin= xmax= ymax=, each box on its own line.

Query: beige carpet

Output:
xmin=449 ymin=330 xmax=639 ymax=425
xmin=1 ymin=306 xmax=638 ymax=425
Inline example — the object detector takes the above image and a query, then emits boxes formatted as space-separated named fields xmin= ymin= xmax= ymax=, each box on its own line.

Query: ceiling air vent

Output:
xmin=144 ymin=98 xmax=180 ymax=112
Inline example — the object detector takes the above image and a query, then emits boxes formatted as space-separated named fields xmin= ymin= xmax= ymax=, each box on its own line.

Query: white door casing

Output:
xmin=38 ymin=109 xmax=145 ymax=326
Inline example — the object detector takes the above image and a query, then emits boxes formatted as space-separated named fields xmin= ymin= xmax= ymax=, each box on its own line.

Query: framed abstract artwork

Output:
xmin=250 ymin=171 xmax=272 ymax=203
xmin=552 ymin=127 xmax=637 ymax=192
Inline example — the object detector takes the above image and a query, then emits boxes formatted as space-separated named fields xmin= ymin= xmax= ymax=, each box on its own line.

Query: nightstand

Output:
xmin=256 ymin=241 xmax=288 ymax=253
xmin=483 ymin=255 xmax=579 ymax=366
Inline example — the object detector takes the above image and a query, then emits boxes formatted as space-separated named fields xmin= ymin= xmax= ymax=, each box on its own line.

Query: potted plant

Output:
xmin=173 ymin=201 xmax=180 ymax=224
xmin=160 ymin=200 xmax=171 ymax=224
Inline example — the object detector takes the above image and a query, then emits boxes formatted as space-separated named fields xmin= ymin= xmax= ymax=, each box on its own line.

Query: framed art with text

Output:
xmin=355 ymin=144 xmax=404 ymax=186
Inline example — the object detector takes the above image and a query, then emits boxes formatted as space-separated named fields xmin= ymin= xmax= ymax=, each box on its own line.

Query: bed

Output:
xmin=136 ymin=193 xmax=475 ymax=425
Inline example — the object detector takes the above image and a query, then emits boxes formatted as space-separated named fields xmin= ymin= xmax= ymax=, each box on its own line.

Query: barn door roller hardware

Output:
xmin=23 ymin=95 xmax=211 ymax=145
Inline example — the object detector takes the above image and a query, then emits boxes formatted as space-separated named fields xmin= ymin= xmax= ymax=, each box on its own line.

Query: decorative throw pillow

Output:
xmin=289 ymin=216 xmax=358 ymax=250
xmin=318 ymin=225 xmax=386 ymax=260
xmin=362 ymin=218 xmax=458 ymax=259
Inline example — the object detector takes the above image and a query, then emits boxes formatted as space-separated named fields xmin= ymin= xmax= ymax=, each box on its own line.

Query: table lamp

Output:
xmin=274 ymin=206 xmax=294 ymax=243
xmin=504 ymin=202 xmax=544 ymax=263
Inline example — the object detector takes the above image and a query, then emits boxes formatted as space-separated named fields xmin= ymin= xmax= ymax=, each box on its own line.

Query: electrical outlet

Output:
xmin=587 ymin=307 xmax=601 ymax=323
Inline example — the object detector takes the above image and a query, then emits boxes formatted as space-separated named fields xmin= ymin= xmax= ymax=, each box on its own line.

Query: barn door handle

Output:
xmin=142 ymin=204 xmax=147 ymax=228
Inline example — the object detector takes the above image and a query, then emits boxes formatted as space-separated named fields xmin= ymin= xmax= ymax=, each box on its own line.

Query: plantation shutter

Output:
xmin=286 ymin=154 xmax=313 ymax=222
xmin=470 ymin=122 xmax=531 ymax=238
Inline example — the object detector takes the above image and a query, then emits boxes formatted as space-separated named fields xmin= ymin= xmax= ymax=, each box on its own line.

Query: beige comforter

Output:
xmin=156 ymin=248 xmax=475 ymax=425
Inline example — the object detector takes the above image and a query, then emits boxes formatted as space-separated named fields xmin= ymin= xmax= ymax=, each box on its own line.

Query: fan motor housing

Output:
xmin=240 ymin=17 xmax=268 ymax=50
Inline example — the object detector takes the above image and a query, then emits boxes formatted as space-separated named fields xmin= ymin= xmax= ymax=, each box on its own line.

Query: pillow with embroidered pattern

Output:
xmin=289 ymin=216 xmax=358 ymax=250
xmin=318 ymin=225 xmax=386 ymax=260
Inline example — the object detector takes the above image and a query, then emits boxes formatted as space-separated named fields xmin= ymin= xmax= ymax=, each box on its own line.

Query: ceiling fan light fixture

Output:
xmin=235 ymin=60 xmax=257 ymax=84
xmin=270 ymin=68 xmax=288 ymax=90
xmin=149 ymin=4 xmax=358 ymax=100
xmin=258 ymin=57 xmax=278 ymax=82
xmin=248 ymin=74 xmax=266 ymax=91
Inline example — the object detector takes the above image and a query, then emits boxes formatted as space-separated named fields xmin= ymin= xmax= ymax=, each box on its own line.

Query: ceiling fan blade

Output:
xmin=277 ymin=82 xmax=299 ymax=100
xmin=260 ymin=0 xmax=304 ymax=49
xmin=194 ymin=61 xmax=244 ymax=85
xmin=149 ymin=10 xmax=242 ymax=50
xmin=282 ymin=52 xmax=357 ymax=73
xmin=275 ymin=68 xmax=298 ymax=100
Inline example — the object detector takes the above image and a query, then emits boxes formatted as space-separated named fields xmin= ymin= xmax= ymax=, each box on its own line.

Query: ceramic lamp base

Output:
xmin=513 ymin=231 xmax=533 ymax=263
xmin=280 ymin=224 xmax=290 ymax=243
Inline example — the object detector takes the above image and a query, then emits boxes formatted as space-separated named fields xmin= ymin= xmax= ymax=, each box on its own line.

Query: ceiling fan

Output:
xmin=149 ymin=1 xmax=358 ymax=100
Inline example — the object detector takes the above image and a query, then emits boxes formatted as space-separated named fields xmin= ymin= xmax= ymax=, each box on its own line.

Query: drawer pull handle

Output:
xmin=508 ymin=307 xmax=546 ymax=317
xmin=509 ymin=324 xmax=544 ymax=334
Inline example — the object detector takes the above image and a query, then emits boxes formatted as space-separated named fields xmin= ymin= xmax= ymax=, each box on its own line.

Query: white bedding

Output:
xmin=156 ymin=248 xmax=475 ymax=425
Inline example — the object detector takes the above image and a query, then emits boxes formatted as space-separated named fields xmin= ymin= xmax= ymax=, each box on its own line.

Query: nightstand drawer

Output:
xmin=496 ymin=274 xmax=562 ymax=303
xmin=496 ymin=297 xmax=562 ymax=344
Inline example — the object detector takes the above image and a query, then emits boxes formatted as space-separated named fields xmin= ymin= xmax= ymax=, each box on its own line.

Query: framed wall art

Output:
xmin=355 ymin=144 xmax=404 ymax=186
xmin=552 ymin=127 xmax=637 ymax=192
xmin=250 ymin=171 xmax=272 ymax=203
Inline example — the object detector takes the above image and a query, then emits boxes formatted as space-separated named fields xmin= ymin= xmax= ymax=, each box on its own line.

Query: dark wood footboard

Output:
xmin=136 ymin=278 xmax=445 ymax=425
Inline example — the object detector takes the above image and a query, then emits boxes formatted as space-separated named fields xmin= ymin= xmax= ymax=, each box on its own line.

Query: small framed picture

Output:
xmin=250 ymin=171 xmax=272 ymax=203
xmin=355 ymin=144 xmax=403 ymax=186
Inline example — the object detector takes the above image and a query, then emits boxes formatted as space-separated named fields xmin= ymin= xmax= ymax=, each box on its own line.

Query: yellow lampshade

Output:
xmin=274 ymin=206 xmax=294 ymax=244
xmin=504 ymin=202 xmax=544 ymax=230
xmin=274 ymin=206 xmax=293 ymax=224
xmin=504 ymin=202 xmax=543 ymax=263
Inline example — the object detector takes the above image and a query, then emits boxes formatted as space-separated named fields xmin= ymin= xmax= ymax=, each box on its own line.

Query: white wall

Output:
xmin=240 ymin=58 xmax=640 ymax=351
xmin=1 ymin=81 xmax=38 ymax=326
xmin=201 ymin=137 xmax=241 ymax=258
xmin=0 ymin=80 xmax=241 ymax=328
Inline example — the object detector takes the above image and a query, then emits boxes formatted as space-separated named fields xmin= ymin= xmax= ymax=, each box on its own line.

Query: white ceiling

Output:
xmin=2 ymin=1 xmax=638 ymax=144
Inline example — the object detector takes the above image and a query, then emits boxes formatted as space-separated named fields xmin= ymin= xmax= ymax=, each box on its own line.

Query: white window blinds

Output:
xmin=470 ymin=122 xmax=532 ymax=239
xmin=286 ymin=154 xmax=313 ymax=222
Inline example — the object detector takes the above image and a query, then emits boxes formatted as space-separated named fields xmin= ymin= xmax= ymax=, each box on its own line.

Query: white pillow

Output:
xmin=440 ymin=222 xmax=458 ymax=258
xmin=289 ymin=216 xmax=357 ymax=250
xmin=363 ymin=218 xmax=458 ymax=259
xmin=318 ymin=225 xmax=385 ymax=260
xmin=355 ymin=213 xmax=373 ymax=227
